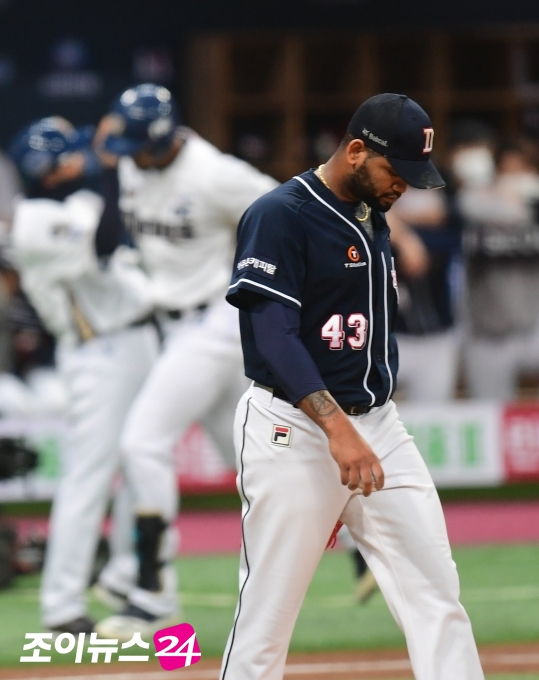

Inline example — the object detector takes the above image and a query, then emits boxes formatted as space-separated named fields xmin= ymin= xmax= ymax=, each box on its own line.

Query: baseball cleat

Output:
xmin=355 ymin=568 xmax=378 ymax=604
xmin=92 ymin=583 xmax=128 ymax=612
xmin=94 ymin=603 xmax=178 ymax=642
xmin=49 ymin=615 xmax=95 ymax=635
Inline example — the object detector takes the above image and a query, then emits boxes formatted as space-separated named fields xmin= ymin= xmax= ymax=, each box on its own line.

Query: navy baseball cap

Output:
xmin=104 ymin=83 xmax=179 ymax=157
xmin=348 ymin=93 xmax=445 ymax=190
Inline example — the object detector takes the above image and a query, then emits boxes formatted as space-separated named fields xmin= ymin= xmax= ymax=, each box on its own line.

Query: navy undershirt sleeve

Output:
xmin=94 ymin=168 xmax=127 ymax=257
xmin=249 ymin=298 xmax=326 ymax=405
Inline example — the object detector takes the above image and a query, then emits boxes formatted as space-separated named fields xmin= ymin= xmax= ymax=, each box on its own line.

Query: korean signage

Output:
xmin=398 ymin=402 xmax=504 ymax=487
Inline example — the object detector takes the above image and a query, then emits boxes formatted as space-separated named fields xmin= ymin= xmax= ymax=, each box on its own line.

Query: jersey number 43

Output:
xmin=321 ymin=313 xmax=368 ymax=351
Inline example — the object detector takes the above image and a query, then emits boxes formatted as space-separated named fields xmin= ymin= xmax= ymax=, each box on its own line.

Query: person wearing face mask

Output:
xmin=386 ymin=186 xmax=462 ymax=402
xmin=447 ymin=119 xmax=497 ymax=191
xmin=458 ymin=137 xmax=539 ymax=399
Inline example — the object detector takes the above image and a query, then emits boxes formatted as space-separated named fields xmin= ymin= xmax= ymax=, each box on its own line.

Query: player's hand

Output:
xmin=385 ymin=212 xmax=429 ymax=278
xmin=327 ymin=423 xmax=384 ymax=495
xmin=42 ymin=152 xmax=85 ymax=188
xmin=298 ymin=390 xmax=384 ymax=496
xmin=397 ymin=232 xmax=429 ymax=279
xmin=93 ymin=115 xmax=121 ymax=168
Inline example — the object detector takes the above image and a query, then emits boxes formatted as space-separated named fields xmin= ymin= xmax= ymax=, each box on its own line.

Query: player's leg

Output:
xmin=93 ymin=480 xmax=136 ymax=611
xmin=97 ymin=302 xmax=245 ymax=636
xmin=342 ymin=408 xmax=484 ymax=680
xmin=123 ymin=301 xmax=243 ymax=516
xmin=201 ymin=367 xmax=249 ymax=470
xmin=220 ymin=386 xmax=349 ymax=680
xmin=337 ymin=524 xmax=378 ymax=603
xmin=40 ymin=325 xmax=158 ymax=631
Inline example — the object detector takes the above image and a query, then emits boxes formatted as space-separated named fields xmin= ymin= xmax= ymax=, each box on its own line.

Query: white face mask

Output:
xmin=452 ymin=146 xmax=495 ymax=188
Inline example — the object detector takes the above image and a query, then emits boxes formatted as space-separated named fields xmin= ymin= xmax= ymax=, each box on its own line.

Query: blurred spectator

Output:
xmin=312 ymin=130 xmax=340 ymax=165
xmin=39 ymin=38 xmax=102 ymax=100
xmin=0 ymin=264 xmax=13 ymax=376
xmin=0 ymin=149 xmax=20 ymax=231
xmin=133 ymin=48 xmax=174 ymax=84
xmin=0 ymin=151 xmax=21 ymax=374
xmin=0 ymin=55 xmax=15 ymax=87
xmin=447 ymin=119 xmax=497 ymax=190
xmin=459 ymin=138 xmax=539 ymax=399
xmin=388 ymin=185 xmax=462 ymax=401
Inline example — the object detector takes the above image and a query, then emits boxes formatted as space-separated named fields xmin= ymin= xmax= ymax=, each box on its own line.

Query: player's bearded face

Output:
xmin=133 ymin=137 xmax=181 ymax=170
xmin=344 ymin=155 xmax=407 ymax=212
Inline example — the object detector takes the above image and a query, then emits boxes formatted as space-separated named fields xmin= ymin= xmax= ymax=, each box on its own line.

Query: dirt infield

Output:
xmin=0 ymin=643 xmax=537 ymax=679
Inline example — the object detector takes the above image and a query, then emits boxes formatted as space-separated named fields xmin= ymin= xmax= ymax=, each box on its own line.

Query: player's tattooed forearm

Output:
xmin=305 ymin=390 xmax=339 ymax=418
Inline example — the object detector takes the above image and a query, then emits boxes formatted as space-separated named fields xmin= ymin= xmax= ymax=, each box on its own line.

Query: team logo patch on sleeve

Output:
xmin=236 ymin=255 xmax=278 ymax=279
xmin=271 ymin=424 xmax=292 ymax=447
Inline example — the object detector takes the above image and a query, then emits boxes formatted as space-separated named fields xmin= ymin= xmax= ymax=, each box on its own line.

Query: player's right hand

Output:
xmin=298 ymin=389 xmax=384 ymax=495
xmin=327 ymin=422 xmax=385 ymax=496
xmin=93 ymin=115 xmax=121 ymax=168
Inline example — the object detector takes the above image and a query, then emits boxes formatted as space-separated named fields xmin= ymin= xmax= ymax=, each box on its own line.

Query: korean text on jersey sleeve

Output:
xmin=226 ymin=194 xmax=306 ymax=311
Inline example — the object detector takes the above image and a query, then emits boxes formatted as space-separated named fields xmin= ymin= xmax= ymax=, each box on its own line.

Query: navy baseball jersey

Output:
xmin=227 ymin=169 xmax=399 ymax=407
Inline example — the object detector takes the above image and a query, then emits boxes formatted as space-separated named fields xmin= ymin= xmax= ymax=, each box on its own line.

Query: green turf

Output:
xmin=180 ymin=544 xmax=539 ymax=656
xmin=486 ymin=676 xmax=539 ymax=680
xmin=0 ymin=544 xmax=538 ymax=668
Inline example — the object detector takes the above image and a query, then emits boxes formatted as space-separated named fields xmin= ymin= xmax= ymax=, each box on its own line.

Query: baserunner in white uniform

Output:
xmin=94 ymin=84 xmax=278 ymax=640
xmin=9 ymin=117 xmax=159 ymax=634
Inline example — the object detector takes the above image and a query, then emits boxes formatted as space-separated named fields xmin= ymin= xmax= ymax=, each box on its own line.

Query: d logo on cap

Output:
xmin=347 ymin=93 xmax=445 ymax=190
xmin=423 ymin=128 xmax=434 ymax=154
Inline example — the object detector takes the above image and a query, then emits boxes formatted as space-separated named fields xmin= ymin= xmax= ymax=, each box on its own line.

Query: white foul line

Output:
xmin=284 ymin=659 xmax=412 ymax=674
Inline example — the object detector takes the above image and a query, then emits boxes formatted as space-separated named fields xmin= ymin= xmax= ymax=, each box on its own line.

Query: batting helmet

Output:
xmin=104 ymin=83 xmax=180 ymax=157
xmin=10 ymin=117 xmax=94 ymax=180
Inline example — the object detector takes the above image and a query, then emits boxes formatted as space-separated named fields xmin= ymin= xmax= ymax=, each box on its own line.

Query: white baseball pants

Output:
xmin=40 ymin=324 xmax=159 ymax=627
xmin=97 ymin=480 xmax=137 ymax=597
xmin=219 ymin=384 xmax=484 ymax=680
xmin=120 ymin=298 xmax=247 ymax=616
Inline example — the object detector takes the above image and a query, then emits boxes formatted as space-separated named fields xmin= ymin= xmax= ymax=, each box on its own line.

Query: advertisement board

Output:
xmin=1 ymin=400 xmax=538 ymax=501
xmin=502 ymin=403 xmax=539 ymax=481
xmin=395 ymin=402 xmax=504 ymax=487
xmin=0 ymin=418 xmax=66 ymax=501
xmin=0 ymin=419 xmax=235 ymax=502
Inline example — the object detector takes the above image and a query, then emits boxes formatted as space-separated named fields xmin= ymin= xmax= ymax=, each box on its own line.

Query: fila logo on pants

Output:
xmin=272 ymin=425 xmax=292 ymax=447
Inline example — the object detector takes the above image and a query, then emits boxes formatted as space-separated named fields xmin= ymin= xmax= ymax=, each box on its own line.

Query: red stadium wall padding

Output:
xmin=174 ymin=423 xmax=237 ymax=495
xmin=503 ymin=403 xmax=539 ymax=482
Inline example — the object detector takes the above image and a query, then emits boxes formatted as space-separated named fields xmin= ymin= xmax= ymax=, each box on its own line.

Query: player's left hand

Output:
xmin=42 ymin=153 xmax=86 ymax=189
